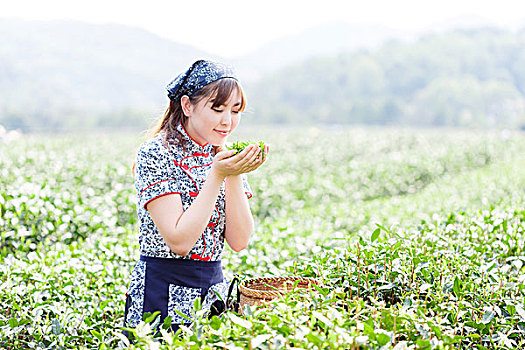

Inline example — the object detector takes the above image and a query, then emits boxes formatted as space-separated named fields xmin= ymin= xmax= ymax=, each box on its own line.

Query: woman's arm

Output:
xmin=224 ymin=144 xmax=269 ymax=252
xmin=147 ymin=145 xmax=266 ymax=256
xmin=223 ymin=175 xmax=254 ymax=252
xmin=147 ymin=168 xmax=225 ymax=256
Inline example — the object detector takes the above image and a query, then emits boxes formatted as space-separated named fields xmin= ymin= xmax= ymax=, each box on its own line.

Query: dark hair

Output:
xmin=132 ymin=78 xmax=247 ymax=175
xmin=152 ymin=78 xmax=246 ymax=149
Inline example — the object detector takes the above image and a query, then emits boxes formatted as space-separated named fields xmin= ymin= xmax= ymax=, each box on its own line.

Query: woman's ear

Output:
xmin=180 ymin=95 xmax=192 ymax=117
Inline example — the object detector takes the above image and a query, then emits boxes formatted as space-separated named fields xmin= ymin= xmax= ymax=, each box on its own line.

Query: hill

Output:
xmin=0 ymin=18 xmax=216 ymax=131
xmin=230 ymin=22 xmax=416 ymax=80
xmin=245 ymin=27 xmax=525 ymax=128
xmin=1 ymin=19 xmax=525 ymax=131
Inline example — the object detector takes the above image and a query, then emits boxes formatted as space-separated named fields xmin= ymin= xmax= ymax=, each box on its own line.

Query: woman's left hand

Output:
xmin=231 ymin=143 xmax=269 ymax=174
xmin=214 ymin=144 xmax=269 ymax=176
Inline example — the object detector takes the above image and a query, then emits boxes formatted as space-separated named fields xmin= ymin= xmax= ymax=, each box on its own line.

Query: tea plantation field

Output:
xmin=1 ymin=126 xmax=524 ymax=349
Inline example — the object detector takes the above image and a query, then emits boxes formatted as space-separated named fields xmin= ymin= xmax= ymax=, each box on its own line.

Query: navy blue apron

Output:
xmin=124 ymin=255 xmax=224 ymax=335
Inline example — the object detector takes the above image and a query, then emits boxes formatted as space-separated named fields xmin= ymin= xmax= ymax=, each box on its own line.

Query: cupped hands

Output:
xmin=211 ymin=144 xmax=269 ymax=179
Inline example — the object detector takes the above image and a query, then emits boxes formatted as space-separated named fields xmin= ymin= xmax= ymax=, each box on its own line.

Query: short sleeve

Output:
xmin=134 ymin=141 xmax=182 ymax=210
xmin=241 ymin=174 xmax=253 ymax=199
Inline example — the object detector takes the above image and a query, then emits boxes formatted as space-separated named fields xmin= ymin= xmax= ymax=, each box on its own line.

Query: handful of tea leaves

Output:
xmin=226 ymin=141 xmax=266 ymax=155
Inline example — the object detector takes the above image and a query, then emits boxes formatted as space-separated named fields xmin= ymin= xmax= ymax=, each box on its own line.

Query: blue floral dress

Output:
xmin=124 ymin=123 xmax=252 ymax=328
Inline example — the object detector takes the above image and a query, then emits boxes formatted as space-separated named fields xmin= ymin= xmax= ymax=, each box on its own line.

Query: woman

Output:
xmin=124 ymin=59 xmax=269 ymax=333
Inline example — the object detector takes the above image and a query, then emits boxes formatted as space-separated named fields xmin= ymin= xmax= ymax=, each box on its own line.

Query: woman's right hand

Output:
xmin=211 ymin=144 xmax=267 ymax=179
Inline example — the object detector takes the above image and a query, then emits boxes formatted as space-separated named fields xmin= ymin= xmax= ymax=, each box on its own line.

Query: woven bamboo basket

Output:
xmin=238 ymin=276 xmax=320 ymax=313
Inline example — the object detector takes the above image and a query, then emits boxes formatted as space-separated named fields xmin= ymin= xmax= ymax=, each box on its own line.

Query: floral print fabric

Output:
xmin=134 ymin=122 xmax=252 ymax=260
xmin=166 ymin=60 xmax=238 ymax=102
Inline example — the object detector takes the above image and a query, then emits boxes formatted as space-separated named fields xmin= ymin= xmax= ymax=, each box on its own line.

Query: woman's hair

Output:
xmin=152 ymin=78 xmax=246 ymax=148
xmin=132 ymin=78 xmax=247 ymax=175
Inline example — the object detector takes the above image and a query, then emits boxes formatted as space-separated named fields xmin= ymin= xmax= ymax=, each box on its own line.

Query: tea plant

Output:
xmin=0 ymin=126 xmax=524 ymax=349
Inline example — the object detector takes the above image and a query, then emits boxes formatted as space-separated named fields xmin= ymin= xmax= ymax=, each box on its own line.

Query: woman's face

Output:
xmin=183 ymin=88 xmax=242 ymax=146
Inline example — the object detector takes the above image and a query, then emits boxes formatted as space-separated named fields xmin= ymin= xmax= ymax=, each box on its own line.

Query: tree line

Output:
xmin=245 ymin=27 xmax=525 ymax=128
xmin=2 ymin=27 xmax=525 ymax=132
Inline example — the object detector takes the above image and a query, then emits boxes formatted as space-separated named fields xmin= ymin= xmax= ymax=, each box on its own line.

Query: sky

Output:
xmin=2 ymin=0 xmax=525 ymax=57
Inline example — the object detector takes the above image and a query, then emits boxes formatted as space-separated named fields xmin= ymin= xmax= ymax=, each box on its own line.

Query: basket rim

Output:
xmin=238 ymin=276 xmax=320 ymax=299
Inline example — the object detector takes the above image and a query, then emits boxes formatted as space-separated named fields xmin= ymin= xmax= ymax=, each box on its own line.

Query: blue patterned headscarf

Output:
xmin=166 ymin=60 xmax=238 ymax=102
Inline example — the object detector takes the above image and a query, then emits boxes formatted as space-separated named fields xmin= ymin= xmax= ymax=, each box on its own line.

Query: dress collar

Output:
xmin=176 ymin=122 xmax=213 ymax=153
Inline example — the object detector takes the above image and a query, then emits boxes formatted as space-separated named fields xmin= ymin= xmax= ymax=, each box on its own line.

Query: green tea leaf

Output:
xmin=172 ymin=309 xmax=193 ymax=323
xmin=90 ymin=329 xmax=103 ymax=342
xmin=143 ymin=311 xmax=161 ymax=324
xmin=453 ymin=276 xmax=462 ymax=296
xmin=516 ymin=305 xmax=525 ymax=321
xmin=482 ymin=310 xmax=495 ymax=324
xmin=251 ymin=334 xmax=272 ymax=348
xmin=375 ymin=224 xmax=390 ymax=233
xmin=228 ymin=313 xmax=252 ymax=329
xmin=162 ymin=315 xmax=172 ymax=330
xmin=376 ymin=331 xmax=391 ymax=346
xmin=193 ymin=296 xmax=202 ymax=312
xmin=371 ymin=228 xmax=381 ymax=242
xmin=210 ymin=315 xmax=222 ymax=331
xmin=8 ymin=318 xmax=18 ymax=329
xmin=226 ymin=141 xmax=265 ymax=155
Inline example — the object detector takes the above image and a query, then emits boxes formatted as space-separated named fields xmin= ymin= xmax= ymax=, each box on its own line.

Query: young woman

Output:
xmin=124 ymin=60 xmax=269 ymax=333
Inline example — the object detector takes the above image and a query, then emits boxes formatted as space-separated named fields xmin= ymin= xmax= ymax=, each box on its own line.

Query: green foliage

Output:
xmin=0 ymin=126 xmax=524 ymax=349
xmin=226 ymin=141 xmax=265 ymax=155
xmin=0 ymin=134 xmax=139 ymax=252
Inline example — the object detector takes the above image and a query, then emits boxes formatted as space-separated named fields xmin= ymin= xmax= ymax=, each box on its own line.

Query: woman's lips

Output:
xmin=214 ymin=129 xmax=229 ymax=136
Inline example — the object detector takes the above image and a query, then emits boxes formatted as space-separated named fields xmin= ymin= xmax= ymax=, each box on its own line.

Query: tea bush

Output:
xmin=1 ymin=127 xmax=524 ymax=349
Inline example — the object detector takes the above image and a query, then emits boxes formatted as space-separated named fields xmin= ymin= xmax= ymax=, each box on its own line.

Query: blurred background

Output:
xmin=1 ymin=0 xmax=525 ymax=133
